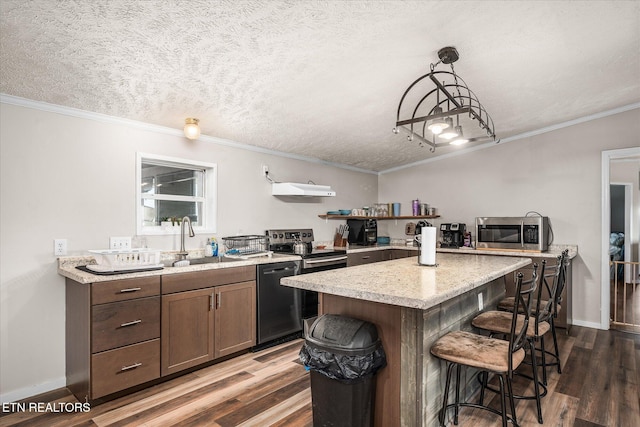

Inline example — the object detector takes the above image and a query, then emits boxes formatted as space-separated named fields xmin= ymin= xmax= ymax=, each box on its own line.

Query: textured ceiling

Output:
xmin=1 ymin=0 xmax=639 ymax=172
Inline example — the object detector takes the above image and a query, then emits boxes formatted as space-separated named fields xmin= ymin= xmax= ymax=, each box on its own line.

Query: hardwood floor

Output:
xmin=1 ymin=326 xmax=639 ymax=427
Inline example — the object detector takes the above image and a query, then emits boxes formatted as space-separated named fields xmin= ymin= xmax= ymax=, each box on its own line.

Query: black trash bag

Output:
xmin=299 ymin=341 xmax=387 ymax=383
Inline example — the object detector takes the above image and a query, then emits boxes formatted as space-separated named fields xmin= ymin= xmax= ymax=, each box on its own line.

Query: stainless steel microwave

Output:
xmin=475 ymin=216 xmax=549 ymax=252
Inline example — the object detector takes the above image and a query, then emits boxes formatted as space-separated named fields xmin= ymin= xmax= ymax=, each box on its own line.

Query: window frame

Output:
xmin=136 ymin=152 xmax=217 ymax=235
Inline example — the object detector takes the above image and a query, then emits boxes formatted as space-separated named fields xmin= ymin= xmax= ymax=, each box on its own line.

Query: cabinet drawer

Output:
xmin=92 ymin=276 xmax=160 ymax=305
xmin=162 ymin=265 xmax=256 ymax=294
xmin=347 ymin=250 xmax=386 ymax=266
xmin=91 ymin=339 xmax=160 ymax=399
xmin=92 ymin=297 xmax=160 ymax=353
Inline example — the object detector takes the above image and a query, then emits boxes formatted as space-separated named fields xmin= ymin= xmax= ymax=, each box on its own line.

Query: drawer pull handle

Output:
xmin=121 ymin=362 xmax=142 ymax=371
xmin=119 ymin=287 xmax=142 ymax=293
xmin=120 ymin=319 xmax=142 ymax=327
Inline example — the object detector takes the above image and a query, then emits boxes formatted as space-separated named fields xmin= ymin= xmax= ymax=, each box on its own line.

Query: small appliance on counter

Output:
xmin=440 ymin=223 xmax=466 ymax=248
xmin=475 ymin=216 xmax=549 ymax=251
xmin=347 ymin=218 xmax=377 ymax=246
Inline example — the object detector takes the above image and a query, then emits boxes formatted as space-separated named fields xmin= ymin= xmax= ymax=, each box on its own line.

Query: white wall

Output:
xmin=0 ymin=101 xmax=378 ymax=402
xmin=378 ymin=108 xmax=640 ymax=330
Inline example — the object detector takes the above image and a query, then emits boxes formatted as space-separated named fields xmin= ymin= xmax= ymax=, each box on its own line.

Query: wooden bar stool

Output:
xmin=495 ymin=249 xmax=568 ymax=382
xmin=430 ymin=267 xmax=538 ymax=427
xmin=472 ymin=261 xmax=551 ymax=424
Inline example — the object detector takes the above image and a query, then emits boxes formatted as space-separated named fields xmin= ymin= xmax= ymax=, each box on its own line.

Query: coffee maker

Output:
xmin=440 ymin=223 xmax=466 ymax=248
xmin=347 ymin=219 xmax=377 ymax=246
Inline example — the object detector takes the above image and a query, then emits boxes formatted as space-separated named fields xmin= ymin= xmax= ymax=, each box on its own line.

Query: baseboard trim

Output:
xmin=0 ymin=377 xmax=66 ymax=404
xmin=572 ymin=319 xmax=606 ymax=330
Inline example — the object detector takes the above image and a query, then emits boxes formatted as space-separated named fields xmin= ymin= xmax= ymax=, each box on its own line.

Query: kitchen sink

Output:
xmin=162 ymin=257 xmax=238 ymax=267
xmin=189 ymin=257 xmax=237 ymax=265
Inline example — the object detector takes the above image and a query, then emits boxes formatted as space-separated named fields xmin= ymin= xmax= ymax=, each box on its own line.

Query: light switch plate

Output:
xmin=477 ymin=293 xmax=484 ymax=311
xmin=110 ymin=237 xmax=131 ymax=250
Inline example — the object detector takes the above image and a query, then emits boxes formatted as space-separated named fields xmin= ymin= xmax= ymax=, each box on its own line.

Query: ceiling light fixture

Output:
xmin=183 ymin=118 xmax=201 ymax=140
xmin=392 ymin=46 xmax=497 ymax=152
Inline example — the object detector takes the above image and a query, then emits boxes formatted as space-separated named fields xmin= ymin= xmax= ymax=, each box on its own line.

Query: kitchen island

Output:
xmin=281 ymin=252 xmax=531 ymax=427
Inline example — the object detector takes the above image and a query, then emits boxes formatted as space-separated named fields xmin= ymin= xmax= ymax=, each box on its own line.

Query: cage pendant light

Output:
xmin=392 ymin=46 xmax=497 ymax=152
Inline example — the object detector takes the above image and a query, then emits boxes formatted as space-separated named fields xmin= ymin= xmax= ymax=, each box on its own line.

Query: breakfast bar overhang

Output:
xmin=281 ymin=253 xmax=531 ymax=427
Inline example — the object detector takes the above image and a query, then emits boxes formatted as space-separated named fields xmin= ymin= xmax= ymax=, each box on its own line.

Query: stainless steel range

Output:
xmin=267 ymin=228 xmax=348 ymax=273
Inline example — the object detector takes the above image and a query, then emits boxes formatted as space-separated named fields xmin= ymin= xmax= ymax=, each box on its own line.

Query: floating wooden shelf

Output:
xmin=318 ymin=214 xmax=440 ymax=220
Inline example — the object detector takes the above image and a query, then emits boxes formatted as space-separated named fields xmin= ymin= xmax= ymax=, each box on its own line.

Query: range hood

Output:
xmin=272 ymin=182 xmax=336 ymax=197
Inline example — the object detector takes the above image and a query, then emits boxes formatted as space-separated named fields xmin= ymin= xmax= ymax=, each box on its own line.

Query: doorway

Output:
xmin=601 ymin=147 xmax=640 ymax=331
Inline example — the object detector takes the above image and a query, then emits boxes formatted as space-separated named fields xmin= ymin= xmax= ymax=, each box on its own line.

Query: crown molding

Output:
xmin=0 ymin=94 xmax=378 ymax=175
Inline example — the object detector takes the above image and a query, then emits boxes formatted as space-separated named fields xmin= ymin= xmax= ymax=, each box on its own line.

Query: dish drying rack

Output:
xmin=221 ymin=235 xmax=271 ymax=259
xmin=87 ymin=248 xmax=162 ymax=272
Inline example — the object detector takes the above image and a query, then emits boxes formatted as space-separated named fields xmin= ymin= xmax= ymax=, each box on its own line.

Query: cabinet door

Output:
xmin=347 ymin=250 xmax=386 ymax=266
xmin=214 ymin=281 xmax=256 ymax=358
xmin=389 ymin=249 xmax=415 ymax=260
xmin=161 ymin=288 xmax=215 ymax=376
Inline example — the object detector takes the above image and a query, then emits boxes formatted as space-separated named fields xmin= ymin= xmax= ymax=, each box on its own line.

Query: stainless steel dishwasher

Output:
xmin=256 ymin=261 xmax=302 ymax=347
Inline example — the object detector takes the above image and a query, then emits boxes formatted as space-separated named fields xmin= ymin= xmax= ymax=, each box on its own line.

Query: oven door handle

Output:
xmin=304 ymin=256 xmax=348 ymax=264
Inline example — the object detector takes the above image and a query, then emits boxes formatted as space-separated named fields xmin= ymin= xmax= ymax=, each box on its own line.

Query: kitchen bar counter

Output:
xmin=282 ymin=253 xmax=530 ymax=310
xmin=282 ymin=253 xmax=531 ymax=427
xmin=347 ymin=243 xmax=577 ymax=259
xmin=58 ymin=253 xmax=301 ymax=284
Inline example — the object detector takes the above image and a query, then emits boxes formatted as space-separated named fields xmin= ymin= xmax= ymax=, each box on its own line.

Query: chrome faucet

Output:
xmin=177 ymin=216 xmax=195 ymax=261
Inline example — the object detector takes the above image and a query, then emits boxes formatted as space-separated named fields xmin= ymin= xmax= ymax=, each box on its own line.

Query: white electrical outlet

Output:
xmin=262 ymin=164 xmax=269 ymax=176
xmin=110 ymin=237 xmax=131 ymax=250
xmin=477 ymin=292 xmax=484 ymax=311
xmin=54 ymin=239 xmax=67 ymax=256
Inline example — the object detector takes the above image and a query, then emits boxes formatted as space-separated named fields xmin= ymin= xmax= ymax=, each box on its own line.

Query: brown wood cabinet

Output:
xmin=66 ymin=265 xmax=257 ymax=402
xmin=388 ymin=248 xmax=416 ymax=260
xmin=347 ymin=250 xmax=387 ymax=266
xmin=161 ymin=287 xmax=215 ymax=376
xmin=347 ymin=248 xmax=416 ymax=266
xmin=160 ymin=266 xmax=256 ymax=376
xmin=214 ymin=281 xmax=256 ymax=358
xmin=66 ymin=275 xmax=161 ymax=401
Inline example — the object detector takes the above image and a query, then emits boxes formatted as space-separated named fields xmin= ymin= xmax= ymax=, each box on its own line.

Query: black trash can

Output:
xmin=299 ymin=314 xmax=387 ymax=427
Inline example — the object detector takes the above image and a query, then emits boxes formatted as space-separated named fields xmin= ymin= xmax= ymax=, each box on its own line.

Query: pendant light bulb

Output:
xmin=426 ymin=107 xmax=449 ymax=135
xmin=449 ymin=126 xmax=469 ymax=145
xmin=184 ymin=118 xmax=201 ymax=140
xmin=439 ymin=118 xmax=459 ymax=140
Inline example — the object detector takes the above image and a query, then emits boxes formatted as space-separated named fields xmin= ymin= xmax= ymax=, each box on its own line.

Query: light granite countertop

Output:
xmin=281 ymin=252 xmax=531 ymax=310
xmin=347 ymin=243 xmax=577 ymax=259
xmin=58 ymin=253 xmax=301 ymax=284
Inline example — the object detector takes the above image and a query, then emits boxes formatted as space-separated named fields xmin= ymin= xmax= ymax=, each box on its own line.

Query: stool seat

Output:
xmin=431 ymin=330 xmax=525 ymax=373
xmin=430 ymin=267 xmax=539 ymax=427
xmin=473 ymin=311 xmax=551 ymax=337
xmin=497 ymin=297 xmax=561 ymax=314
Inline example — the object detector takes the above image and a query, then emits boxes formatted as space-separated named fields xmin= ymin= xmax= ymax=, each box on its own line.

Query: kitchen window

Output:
xmin=137 ymin=153 xmax=217 ymax=235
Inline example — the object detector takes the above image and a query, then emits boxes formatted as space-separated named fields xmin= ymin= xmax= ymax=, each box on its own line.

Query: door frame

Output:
xmin=600 ymin=147 xmax=640 ymax=329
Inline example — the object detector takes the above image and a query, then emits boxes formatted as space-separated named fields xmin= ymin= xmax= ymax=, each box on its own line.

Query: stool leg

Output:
xmin=506 ymin=374 xmax=518 ymax=427
xmin=454 ymin=364 xmax=461 ymax=425
xmin=529 ymin=339 xmax=544 ymax=424
xmin=440 ymin=362 xmax=454 ymax=426
xmin=479 ymin=371 xmax=488 ymax=405
xmin=537 ymin=335 xmax=547 ymax=386
xmin=498 ymin=374 xmax=508 ymax=427
xmin=550 ymin=317 xmax=562 ymax=374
